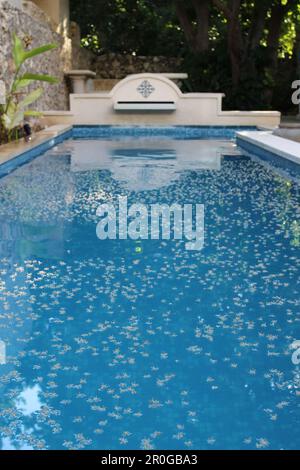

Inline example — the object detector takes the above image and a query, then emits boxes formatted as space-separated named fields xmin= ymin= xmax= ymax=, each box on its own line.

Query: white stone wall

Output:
xmin=43 ymin=74 xmax=281 ymax=128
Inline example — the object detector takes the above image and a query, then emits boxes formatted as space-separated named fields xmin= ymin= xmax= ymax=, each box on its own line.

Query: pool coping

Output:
xmin=0 ymin=125 xmax=299 ymax=175
xmin=0 ymin=124 xmax=73 ymax=167
xmin=0 ymin=125 xmax=254 ymax=169
xmin=236 ymin=130 xmax=300 ymax=165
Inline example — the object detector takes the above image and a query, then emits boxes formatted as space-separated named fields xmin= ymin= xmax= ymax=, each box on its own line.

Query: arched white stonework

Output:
xmin=44 ymin=73 xmax=281 ymax=128
xmin=110 ymin=73 xmax=182 ymax=103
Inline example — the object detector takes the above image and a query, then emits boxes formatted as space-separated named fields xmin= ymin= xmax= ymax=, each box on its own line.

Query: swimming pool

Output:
xmin=0 ymin=127 xmax=299 ymax=450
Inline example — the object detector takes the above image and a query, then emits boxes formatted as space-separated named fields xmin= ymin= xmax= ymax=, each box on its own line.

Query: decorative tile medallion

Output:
xmin=137 ymin=80 xmax=155 ymax=99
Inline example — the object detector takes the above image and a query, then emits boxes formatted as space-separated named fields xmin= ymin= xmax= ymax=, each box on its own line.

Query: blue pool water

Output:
xmin=0 ymin=131 xmax=299 ymax=450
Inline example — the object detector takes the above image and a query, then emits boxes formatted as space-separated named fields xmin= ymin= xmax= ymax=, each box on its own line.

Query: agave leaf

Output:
xmin=9 ymin=110 xmax=24 ymax=130
xmin=2 ymin=101 xmax=17 ymax=129
xmin=12 ymin=33 xmax=25 ymax=68
xmin=5 ymin=101 xmax=17 ymax=121
xmin=13 ymin=73 xmax=58 ymax=92
xmin=18 ymin=88 xmax=43 ymax=109
xmin=23 ymin=43 xmax=58 ymax=61
xmin=2 ymin=108 xmax=24 ymax=130
xmin=22 ymin=73 xmax=58 ymax=84
xmin=13 ymin=78 xmax=34 ymax=91
xmin=2 ymin=113 xmax=12 ymax=129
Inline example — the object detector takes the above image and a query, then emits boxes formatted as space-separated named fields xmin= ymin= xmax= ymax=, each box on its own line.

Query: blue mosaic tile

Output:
xmin=0 ymin=129 xmax=72 ymax=178
xmin=237 ymin=136 xmax=300 ymax=180
xmin=72 ymin=125 xmax=258 ymax=140
xmin=1 ymin=127 xmax=298 ymax=185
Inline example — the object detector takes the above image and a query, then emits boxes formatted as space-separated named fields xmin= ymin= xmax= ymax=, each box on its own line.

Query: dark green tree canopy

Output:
xmin=71 ymin=0 xmax=185 ymax=56
xmin=71 ymin=0 xmax=300 ymax=112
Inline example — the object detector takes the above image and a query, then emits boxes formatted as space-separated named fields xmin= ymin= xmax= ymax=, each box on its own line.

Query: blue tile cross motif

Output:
xmin=137 ymin=80 xmax=155 ymax=98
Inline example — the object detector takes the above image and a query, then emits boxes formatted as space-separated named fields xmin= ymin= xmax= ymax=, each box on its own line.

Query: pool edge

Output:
xmin=0 ymin=126 xmax=299 ymax=179
xmin=236 ymin=131 xmax=300 ymax=166
xmin=0 ymin=125 xmax=73 ymax=177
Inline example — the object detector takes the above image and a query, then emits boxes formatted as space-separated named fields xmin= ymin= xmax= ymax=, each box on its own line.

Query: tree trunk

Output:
xmin=295 ymin=23 xmax=300 ymax=78
xmin=242 ymin=0 xmax=269 ymax=78
xmin=266 ymin=3 xmax=286 ymax=71
xmin=248 ymin=0 xmax=269 ymax=53
xmin=264 ymin=1 xmax=290 ymax=105
xmin=193 ymin=0 xmax=210 ymax=53
xmin=213 ymin=0 xmax=243 ymax=87
xmin=174 ymin=0 xmax=210 ymax=54
xmin=295 ymin=23 xmax=300 ymax=116
xmin=175 ymin=1 xmax=197 ymax=51
xmin=229 ymin=11 xmax=242 ymax=86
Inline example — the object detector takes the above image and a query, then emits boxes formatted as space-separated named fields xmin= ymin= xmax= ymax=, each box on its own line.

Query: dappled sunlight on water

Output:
xmin=0 ymin=137 xmax=299 ymax=449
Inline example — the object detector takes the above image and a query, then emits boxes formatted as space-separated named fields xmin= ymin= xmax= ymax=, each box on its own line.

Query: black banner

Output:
xmin=0 ymin=449 xmax=296 ymax=465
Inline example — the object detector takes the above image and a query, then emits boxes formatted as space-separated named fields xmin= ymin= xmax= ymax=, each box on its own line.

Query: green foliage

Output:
xmin=0 ymin=34 xmax=58 ymax=141
xmin=70 ymin=0 xmax=300 ymax=112
xmin=71 ymin=0 xmax=183 ymax=56
xmin=22 ymin=43 xmax=57 ymax=61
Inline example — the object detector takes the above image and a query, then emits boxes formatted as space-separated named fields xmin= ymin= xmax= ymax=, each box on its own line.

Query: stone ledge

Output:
xmin=65 ymin=70 xmax=96 ymax=77
xmin=43 ymin=111 xmax=74 ymax=115
xmin=0 ymin=124 xmax=72 ymax=167
xmin=279 ymin=122 xmax=300 ymax=129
